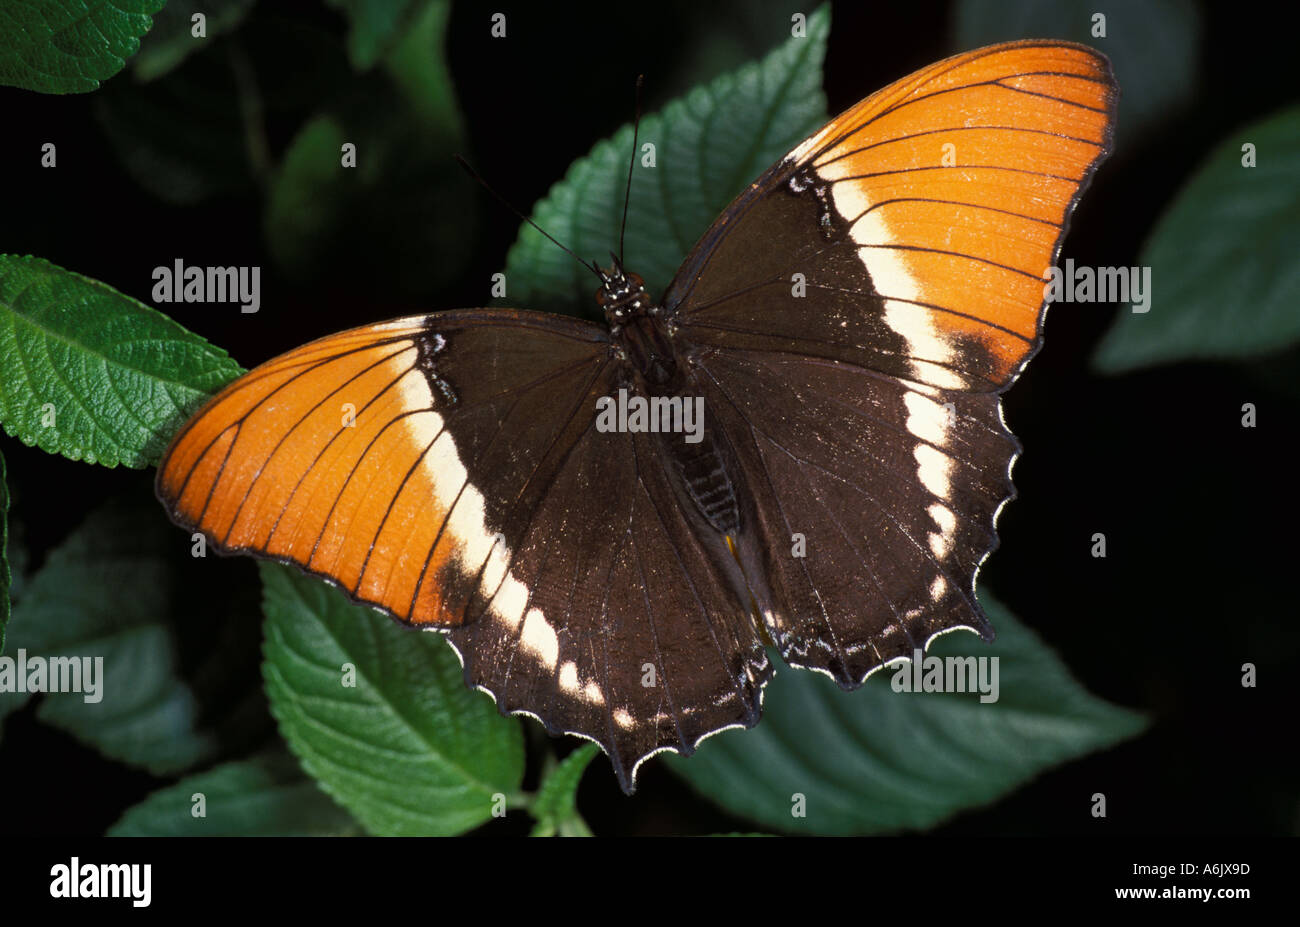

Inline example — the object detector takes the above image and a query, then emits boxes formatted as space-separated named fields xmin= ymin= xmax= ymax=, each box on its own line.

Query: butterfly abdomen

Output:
xmin=669 ymin=431 xmax=741 ymax=536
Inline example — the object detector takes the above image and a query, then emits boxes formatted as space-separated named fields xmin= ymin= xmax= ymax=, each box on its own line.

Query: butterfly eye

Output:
xmin=594 ymin=287 xmax=607 ymax=306
xmin=628 ymin=272 xmax=645 ymax=289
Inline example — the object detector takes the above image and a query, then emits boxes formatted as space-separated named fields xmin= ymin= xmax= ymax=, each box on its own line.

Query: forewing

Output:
xmin=668 ymin=40 xmax=1117 ymax=390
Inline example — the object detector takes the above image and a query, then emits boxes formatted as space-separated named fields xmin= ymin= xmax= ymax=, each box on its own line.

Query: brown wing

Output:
xmin=664 ymin=41 xmax=1117 ymax=685
xmin=156 ymin=310 xmax=770 ymax=792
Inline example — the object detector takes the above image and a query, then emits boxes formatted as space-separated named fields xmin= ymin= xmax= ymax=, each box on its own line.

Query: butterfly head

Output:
xmin=595 ymin=253 xmax=653 ymax=330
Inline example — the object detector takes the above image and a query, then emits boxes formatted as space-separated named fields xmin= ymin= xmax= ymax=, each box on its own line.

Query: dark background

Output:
xmin=1 ymin=0 xmax=1297 ymax=835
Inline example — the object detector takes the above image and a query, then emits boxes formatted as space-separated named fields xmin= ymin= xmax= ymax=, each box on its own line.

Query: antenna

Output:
xmin=453 ymin=154 xmax=603 ymax=280
xmin=619 ymin=74 xmax=645 ymax=267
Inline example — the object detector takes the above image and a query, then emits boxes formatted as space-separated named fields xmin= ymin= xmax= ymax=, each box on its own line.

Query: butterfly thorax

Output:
xmin=615 ymin=308 xmax=677 ymax=388
xmin=597 ymin=263 xmax=677 ymax=387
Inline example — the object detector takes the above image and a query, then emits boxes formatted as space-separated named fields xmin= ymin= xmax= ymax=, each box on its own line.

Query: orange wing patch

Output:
xmin=791 ymin=41 xmax=1116 ymax=384
xmin=157 ymin=317 xmax=468 ymax=626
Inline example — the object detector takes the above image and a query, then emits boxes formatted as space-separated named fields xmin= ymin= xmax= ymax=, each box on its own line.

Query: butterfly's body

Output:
xmin=665 ymin=419 xmax=744 ymax=538
xmin=157 ymin=41 xmax=1118 ymax=793
xmin=600 ymin=262 xmax=745 ymax=538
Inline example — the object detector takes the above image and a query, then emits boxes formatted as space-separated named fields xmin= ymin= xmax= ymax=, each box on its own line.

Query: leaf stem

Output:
xmin=227 ymin=41 xmax=271 ymax=186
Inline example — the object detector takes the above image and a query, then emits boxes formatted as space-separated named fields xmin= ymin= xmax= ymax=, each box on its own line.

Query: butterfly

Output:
xmin=157 ymin=40 xmax=1117 ymax=794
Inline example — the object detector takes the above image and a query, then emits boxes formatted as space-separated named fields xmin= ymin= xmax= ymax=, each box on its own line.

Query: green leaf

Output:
xmin=95 ymin=44 xmax=261 ymax=205
xmin=656 ymin=0 xmax=819 ymax=98
xmin=0 ymin=447 xmax=9 ymax=653
xmin=263 ymin=1 xmax=473 ymax=296
xmin=326 ymin=0 xmax=429 ymax=70
xmin=264 ymin=113 xmax=350 ymax=259
xmin=108 ymin=748 xmax=359 ymax=836
xmin=260 ymin=563 xmax=525 ymax=836
xmin=0 ymin=0 xmax=165 ymax=93
xmin=1093 ymin=106 xmax=1300 ymax=372
xmin=263 ymin=109 xmax=476 ymax=295
xmin=667 ymin=595 xmax=1146 ymax=835
xmin=379 ymin=0 xmax=458 ymax=137
xmin=97 ymin=17 xmax=351 ymax=204
xmin=0 ymin=496 xmax=271 ymax=771
xmin=952 ymin=0 xmax=1202 ymax=145
xmin=0 ymin=255 xmax=243 ymax=469
xmin=502 ymin=4 xmax=830 ymax=318
xmin=529 ymin=744 xmax=599 ymax=837
xmin=131 ymin=0 xmax=256 ymax=81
